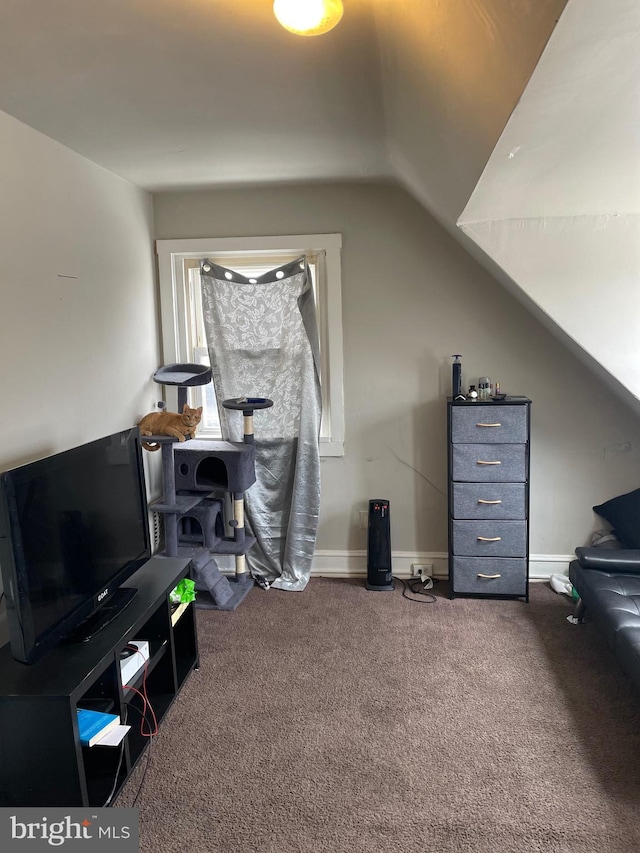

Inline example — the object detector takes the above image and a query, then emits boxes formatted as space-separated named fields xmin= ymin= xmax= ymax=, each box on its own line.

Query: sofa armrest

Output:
xmin=575 ymin=546 xmax=640 ymax=572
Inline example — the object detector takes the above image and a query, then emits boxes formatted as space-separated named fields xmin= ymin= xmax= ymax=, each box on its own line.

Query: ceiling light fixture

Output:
xmin=273 ymin=0 xmax=344 ymax=37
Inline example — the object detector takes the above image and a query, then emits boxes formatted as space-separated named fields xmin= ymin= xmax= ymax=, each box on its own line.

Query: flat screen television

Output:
xmin=0 ymin=427 xmax=151 ymax=664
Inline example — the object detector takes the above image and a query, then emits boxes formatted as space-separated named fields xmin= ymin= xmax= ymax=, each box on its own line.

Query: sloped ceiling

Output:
xmin=458 ymin=0 xmax=640 ymax=405
xmin=372 ymin=0 xmax=568 ymax=226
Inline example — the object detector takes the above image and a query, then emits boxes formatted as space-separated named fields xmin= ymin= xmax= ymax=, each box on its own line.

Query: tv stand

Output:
xmin=65 ymin=587 xmax=138 ymax=644
xmin=0 ymin=556 xmax=198 ymax=807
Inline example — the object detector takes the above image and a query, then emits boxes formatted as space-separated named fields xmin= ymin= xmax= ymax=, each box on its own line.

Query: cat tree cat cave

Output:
xmin=148 ymin=363 xmax=273 ymax=611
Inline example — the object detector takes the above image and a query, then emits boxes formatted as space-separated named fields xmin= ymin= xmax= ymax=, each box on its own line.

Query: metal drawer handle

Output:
xmin=477 ymin=573 xmax=502 ymax=579
xmin=477 ymin=422 xmax=502 ymax=427
xmin=477 ymin=536 xmax=502 ymax=541
xmin=478 ymin=499 xmax=502 ymax=504
xmin=477 ymin=460 xmax=501 ymax=465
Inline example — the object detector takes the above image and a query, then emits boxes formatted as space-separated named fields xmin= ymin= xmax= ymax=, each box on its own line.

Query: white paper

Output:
xmin=94 ymin=724 xmax=131 ymax=746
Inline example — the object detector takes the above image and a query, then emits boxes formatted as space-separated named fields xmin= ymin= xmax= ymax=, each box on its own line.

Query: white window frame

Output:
xmin=155 ymin=234 xmax=345 ymax=456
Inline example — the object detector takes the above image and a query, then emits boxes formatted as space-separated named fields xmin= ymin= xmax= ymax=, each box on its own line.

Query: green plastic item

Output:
xmin=170 ymin=578 xmax=196 ymax=604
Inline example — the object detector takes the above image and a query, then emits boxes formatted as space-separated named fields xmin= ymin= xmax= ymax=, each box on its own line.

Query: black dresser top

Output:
xmin=448 ymin=396 xmax=531 ymax=406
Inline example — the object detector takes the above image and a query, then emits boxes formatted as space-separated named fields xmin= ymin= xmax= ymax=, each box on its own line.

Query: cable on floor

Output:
xmin=394 ymin=576 xmax=438 ymax=603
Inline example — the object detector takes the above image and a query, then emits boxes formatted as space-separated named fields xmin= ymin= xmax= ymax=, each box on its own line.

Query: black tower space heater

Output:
xmin=366 ymin=499 xmax=394 ymax=591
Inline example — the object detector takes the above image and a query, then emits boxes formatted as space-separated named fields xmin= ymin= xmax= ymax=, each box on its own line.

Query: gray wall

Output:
xmin=0 ymin=110 xmax=159 ymax=468
xmin=153 ymin=182 xmax=640 ymax=562
xmin=0 ymin=110 xmax=160 ymax=643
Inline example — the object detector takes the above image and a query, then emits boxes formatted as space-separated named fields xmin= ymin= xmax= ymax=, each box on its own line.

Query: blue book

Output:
xmin=77 ymin=708 xmax=120 ymax=747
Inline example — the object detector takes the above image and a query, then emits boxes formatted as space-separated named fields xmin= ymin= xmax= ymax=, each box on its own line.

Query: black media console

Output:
xmin=0 ymin=556 xmax=198 ymax=807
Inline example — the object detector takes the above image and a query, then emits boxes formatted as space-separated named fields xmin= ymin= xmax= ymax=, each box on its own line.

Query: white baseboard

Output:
xmin=527 ymin=555 xmax=575 ymax=580
xmin=311 ymin=550 xmax=575 ymax=580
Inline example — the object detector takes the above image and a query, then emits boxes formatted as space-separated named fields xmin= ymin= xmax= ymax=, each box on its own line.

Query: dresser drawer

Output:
xmin=451 ymin=444 xmax=527 ymax=482
xmin=452 ymin=520 xmax=527 ymax=557
xmin=452 ymin=483 xmax=526 ymax=519
xmin=452 ymin=557 xmax=527 ymax=596
xmin=451 ymin=405 xmax=528 ymax=444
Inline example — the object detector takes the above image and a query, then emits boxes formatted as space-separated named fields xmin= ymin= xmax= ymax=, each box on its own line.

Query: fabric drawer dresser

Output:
xmin=447 ymin=397 xmax=531 ymax=601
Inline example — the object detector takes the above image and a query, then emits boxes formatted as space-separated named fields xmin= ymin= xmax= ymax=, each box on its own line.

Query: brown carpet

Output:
xmin=116 ymin=579 xmax=640 ymax=852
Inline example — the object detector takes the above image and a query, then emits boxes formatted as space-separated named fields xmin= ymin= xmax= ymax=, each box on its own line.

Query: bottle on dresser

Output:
xmin=478 ymin=377 xmax=491 ymax=401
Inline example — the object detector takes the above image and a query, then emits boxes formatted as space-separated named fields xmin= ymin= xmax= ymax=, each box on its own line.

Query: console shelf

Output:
xmin=0 ymin=556 xmax=198 ymax=807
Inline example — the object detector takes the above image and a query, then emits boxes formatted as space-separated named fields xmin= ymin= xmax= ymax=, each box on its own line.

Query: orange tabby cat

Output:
xmin=138 ymin=404 xmax=202 ymax=451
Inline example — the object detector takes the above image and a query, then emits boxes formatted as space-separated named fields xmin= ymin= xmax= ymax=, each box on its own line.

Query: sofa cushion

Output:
xmin=592 ymin=488 xmax=640 ymax=548
xmin=616 ymin=627 xmax=640 ymax=692
xmin=575 ymin=546 xmax=640 ymax=572
xmin=568 ymin=561 xmax=640 ymax=649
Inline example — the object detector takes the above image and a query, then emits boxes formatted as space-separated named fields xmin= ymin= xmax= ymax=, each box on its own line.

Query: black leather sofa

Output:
xmin=569 ymin=547 xmax=640 ymax=692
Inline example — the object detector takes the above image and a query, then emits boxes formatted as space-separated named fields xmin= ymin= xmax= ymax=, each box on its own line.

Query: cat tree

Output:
xmin=146 ymin=363 xmax=273 ymax=611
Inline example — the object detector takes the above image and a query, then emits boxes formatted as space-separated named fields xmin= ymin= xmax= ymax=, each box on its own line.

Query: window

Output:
xmin=155 ymin=234 xmax=344 ymax=456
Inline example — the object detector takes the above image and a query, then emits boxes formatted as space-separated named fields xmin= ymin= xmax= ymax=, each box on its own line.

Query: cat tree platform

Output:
xmin=153 ymin=363 xmax=212 ymax=411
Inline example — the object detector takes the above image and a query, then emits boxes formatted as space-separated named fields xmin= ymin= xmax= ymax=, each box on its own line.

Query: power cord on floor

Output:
xmin=394 ymin=576 xmax=438 ymax=603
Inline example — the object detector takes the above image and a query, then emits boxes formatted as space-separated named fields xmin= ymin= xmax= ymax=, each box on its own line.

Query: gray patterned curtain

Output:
xmin=199 ymin=257 xmax=321 ymax=591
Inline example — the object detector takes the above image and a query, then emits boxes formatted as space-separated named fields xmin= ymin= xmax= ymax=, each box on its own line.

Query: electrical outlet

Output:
xmin=411 ymin=563 xmax=433 ymax=578
xmin=359 ymin=510 xmax=368 ymax=530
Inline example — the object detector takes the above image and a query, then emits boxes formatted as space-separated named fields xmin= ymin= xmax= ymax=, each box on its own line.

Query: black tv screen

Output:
xmin=0 ymin=428 xmax=151 ymax=664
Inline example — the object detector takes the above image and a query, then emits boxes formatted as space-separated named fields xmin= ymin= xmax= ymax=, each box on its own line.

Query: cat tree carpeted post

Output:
xmin=161 ymin=442 xmax=178 ymax=557
xmin=231 ymin=492 xmax=247 ymax=576
xmin=221 ymin=397 xmax=273 ymax=587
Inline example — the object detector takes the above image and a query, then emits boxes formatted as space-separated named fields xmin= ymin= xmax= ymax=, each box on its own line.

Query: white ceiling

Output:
xmin=0 ymin=0 xmax=563 ymax=208
xmin=0 ymin=0 xmax=388 ymax=191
